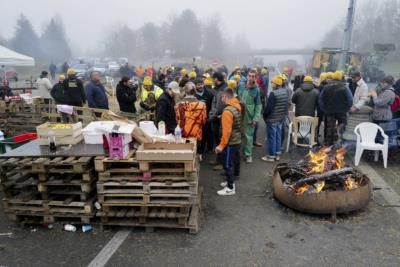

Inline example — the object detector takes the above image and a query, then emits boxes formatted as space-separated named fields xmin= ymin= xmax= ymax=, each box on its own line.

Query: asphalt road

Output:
xmin=1 ymin=125 xmax=400 ymax=267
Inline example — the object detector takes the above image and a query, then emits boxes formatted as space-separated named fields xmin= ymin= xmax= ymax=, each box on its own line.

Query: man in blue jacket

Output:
xmin=85 ymin=71 xmax=109 ymax=111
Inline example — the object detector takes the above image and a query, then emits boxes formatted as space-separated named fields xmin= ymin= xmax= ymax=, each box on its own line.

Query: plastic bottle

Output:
xmin=174 ymin=125 xmax=182 ymax=143
xmin=63 ymin=224 xmax=76 ymax=232
xmin=0 ymin=130 xmax=4 ymax=141
xmin=48 ymin=130 xmax=57 ymax=152
xmin=82 ymin=224 xmax=93 ymax=233
xmin=158 ymin=121 xmax=166 ymax=136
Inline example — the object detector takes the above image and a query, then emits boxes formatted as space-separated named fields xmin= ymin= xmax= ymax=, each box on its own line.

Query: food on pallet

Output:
xmin=49 ymin=124 xmax=72 ymax=130
xmin=36 ymin=122 xmax=83 ymax=145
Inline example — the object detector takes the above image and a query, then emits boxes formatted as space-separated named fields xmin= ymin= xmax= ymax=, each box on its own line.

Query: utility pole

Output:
xmin=338 ymin=0 xmax=356 ymax=71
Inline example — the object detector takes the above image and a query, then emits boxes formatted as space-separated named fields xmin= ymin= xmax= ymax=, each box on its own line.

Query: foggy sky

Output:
xmin=0 ymin=0 xmax=355 ymax=55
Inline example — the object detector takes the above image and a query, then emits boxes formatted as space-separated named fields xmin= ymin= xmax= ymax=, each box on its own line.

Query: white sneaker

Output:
xmin=246 ymin=156 xmax=253 ymax=163
xmin=217 ymin=187 xmax=236 ymax=196
xmin=220 ymin=182 xmax=236 ymax=190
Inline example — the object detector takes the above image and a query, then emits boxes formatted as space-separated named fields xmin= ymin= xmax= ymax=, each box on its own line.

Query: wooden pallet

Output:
xmin=6 ymin=212 xmax=94 ymax=224
xmin=94 ymin=152 xmax=137 ymax=172
xmin=1 ymin=176 xmax=38 ymax=197
xmin=97 ymin=180 xmax=198 ymax=196
xmin=31 ymin=156 xmax=93 ymax=173
xmin=98 ymin=190 xmax=203 ymax=234
xmin=43 ymin=196 xmax=95 ymax=215
xmin=97 ymin=193 xmax=195 ymax=206
xmin=39 ymin=176 xmax=96 ymax=195
xmin=3 ymin=197 xmax=45 ymax=213
xmin=138 ymin=160 xmax=197 ymax=172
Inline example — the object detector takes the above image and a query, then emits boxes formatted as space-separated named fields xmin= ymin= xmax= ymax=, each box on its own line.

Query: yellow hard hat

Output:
xmin=280 ymin=74 xmax=288 ymax=81
xmin=332 ymin=70 xmax=344 ymax=81
xmin=234 ymin=66 xmax=240 ymax=70
xmin=233 ymin=74 xmax=241 ymax=82
xmin=283 ymin=67 xmax=289 ymax=72
xmin=272 ymin=76 xmax=283 ymax=86
xmin=181 ymin=69 xmax=188 ymax=76
xmin=227 ymin=80 xmax=237 ymax=89
xmin=261 ymin=68 xmax=267 ymax=75
xmin=143 ymin=76 xmax=153 ymax=86
xmin=59 ymin=74 xmax=66 ymax=81
xmin=204 ymin=77 xmax=213 ymax=86
xmin=326 ymin=72 xmax=334 ymax=79
xmin=203 ymin=73 xmax=211 ymax=79
xmin=319 ymin=72 xmax=327 ymax=82
xmin=67 ymin=69 xmax=75 ymax=76
xmin=189 ymin=71 xmax=197 ymax=79
xmin=303 ymin=76 xmax=313 ymax=82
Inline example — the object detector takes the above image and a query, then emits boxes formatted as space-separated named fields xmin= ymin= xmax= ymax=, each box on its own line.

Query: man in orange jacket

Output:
xmin=215 ymin=88 xmax=242 ymax=196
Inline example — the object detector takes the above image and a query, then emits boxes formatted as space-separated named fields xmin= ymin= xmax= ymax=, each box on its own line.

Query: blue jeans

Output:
xmin=265 ymin=121 xmax=283 ymax=158
xmin=222 ymin=144 xmax=240 ymax=189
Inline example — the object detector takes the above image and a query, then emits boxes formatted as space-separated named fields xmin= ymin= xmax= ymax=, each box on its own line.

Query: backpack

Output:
xmin=390 ymin=94 xmax=400 ymax=113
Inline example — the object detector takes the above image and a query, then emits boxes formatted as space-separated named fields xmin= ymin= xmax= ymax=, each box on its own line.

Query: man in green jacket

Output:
xmin=237 ymin=69 xmax=262 ymax=163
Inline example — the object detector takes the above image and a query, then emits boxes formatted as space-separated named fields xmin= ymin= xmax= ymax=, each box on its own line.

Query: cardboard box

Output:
xmin=36 ymin=122 xmax=83 ymax=145
xmin=136 ymin=138 xmax=196 ymax=161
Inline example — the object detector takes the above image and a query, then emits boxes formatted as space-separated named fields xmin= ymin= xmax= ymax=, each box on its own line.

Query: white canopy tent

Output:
xmin=0 ymin=45 xmax=35 ymax=67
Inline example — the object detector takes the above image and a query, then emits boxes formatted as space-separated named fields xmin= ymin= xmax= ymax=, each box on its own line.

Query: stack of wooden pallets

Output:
xmin=0 ymin=156 xmax=97 ymax=225
xmin=94 ymin=138 xmax=202 ymax=233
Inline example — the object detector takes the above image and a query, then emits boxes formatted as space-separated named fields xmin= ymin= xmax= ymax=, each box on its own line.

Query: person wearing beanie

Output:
xmin=50 ymin=75 xmax=67 ymax=105
xmin=237 ymin=69 xmax=262 ymax=163
xmin=319 ymin=70 xmax=353 ymax=145
xmin=369 ymin=75 xmax=396 ymax=124
xmin=116 ymin=76 xmax=138 ymax=114
xmin=262 ymin=75 xmax=288 ymax=162
xmin=139 ymin=76 xmax=163 ymax=112
xmin=36 ymin=70 xmax=52 ymax=98
xmin=155 ymin=81 xmax=180 ymax=133
xmin=291 ymin=75 xmax=319 ymax=117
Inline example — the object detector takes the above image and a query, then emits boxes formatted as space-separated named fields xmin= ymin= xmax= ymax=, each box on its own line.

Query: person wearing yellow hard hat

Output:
xmin=181 ymin=68 xmax=188 ymax=76
xmin=228 ymin=65 xmax=241 ymax=80
xmin=261 ymin=74 xmax=289 ymax=162
xmin=140 ymin=76 xmax=163 ymax=112
xmin=189 ymin=71 xmax=197 ymax=82
xmin=63 ymin=69 xmax=86 ymax=108
xmin=318 ymin=70 xmax=353 ymax=145
xmin=291 ymin=75 xmax=319 ymax=117
xmin=236 ymin=69 xmax=262 ymax=163
xmin=227 ymin=80 xmax=237 ymax=91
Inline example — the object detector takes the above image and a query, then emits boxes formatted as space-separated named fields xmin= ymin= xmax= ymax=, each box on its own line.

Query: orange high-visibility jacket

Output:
xmin=176 ymin=97 xmax=207 ymax=141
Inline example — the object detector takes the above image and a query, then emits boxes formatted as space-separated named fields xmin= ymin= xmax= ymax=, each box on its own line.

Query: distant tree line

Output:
xmin=1 ymin=14 xmax=71 ymax=63
xmin=321 ymin=0 xmax=400 ymax=60
xmin=103 ymin=9 xmax=251 ymax=62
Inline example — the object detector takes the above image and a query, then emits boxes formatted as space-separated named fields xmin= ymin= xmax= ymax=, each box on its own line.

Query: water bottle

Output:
xmin=174 ymin=125 xmax=182 ymax=143
xmin=158 ymin=121 xmax=166 ymax=136
xmin=63 ymin=224 xmax=76 ymax=232
xmin=48 ymin=130 xmax=57 ymax=152
xmin=82 ymin=224 xmax=93 ymax=233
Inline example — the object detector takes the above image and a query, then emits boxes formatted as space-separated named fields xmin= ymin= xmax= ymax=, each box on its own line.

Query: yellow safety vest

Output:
xmin=140 ymin=85 xmax=163 ymax=102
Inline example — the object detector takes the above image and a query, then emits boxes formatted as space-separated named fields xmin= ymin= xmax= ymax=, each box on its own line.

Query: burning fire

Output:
xmin=294 ymin=184 xmax=310 ymax=194
xmin=335 ymin=147 xmax=347 ymax=169
xmin=307 ymin=147 xmax=329 ymax=174
xmin=344 ymin=176 xmax=357 ymax=190
xmin=313 ymin=181 xmax=325 ymax=193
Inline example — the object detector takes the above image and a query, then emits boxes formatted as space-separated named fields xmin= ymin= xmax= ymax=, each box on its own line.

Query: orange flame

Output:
xmin=307 ymin=148 xmax=329 ymax=174
xmin=295 ymin=184 xmax=310 ymax=194
xmin=314 ymin=181 xmax=325 ymax=193
xmin=335 ymin=147 xmax=347 ymax=169
xmin=344 ymin=177 xmax=358 ymax=190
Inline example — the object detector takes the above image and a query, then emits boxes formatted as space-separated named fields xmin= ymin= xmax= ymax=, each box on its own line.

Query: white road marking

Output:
xmin=87 ymin=230 xmax=131 ymax=267
xmin=358 ymin=162 xmax=400 ymax=216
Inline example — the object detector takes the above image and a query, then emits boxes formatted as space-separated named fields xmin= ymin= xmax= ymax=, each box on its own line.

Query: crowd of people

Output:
xmin=12 ymin=63 xmax=400 ymax=196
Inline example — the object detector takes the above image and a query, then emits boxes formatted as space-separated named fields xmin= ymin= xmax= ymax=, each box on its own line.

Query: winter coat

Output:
xmin=175 ymin=96 xmax=207 ymax=141
xmin=291 ymin=82 xmax=319 ymax=117
xmin=217 ymin=97 xmax=242 ymax=150
xmin=85 ymin=80 xmax=109 ymax=109
xmin=155 ymin=91 xmax=177 ymax=133
xmin=63 ymin=77 xmax=86 ymax=106
xmin=116 ymin=82 xmax=137 ymax=113
xmin=36 ymin=77 xmax=52 ymax=98
xmin=195 ymin=88 xmax=214 ymax=115
xmin=209 ymin=82 xmax=227 ymax=121
xmin=319 ymin=81 xmax=353 ymax=115
xmin=352 ymin=78 xmax=369 ymax=109
xmin=0 ymin=85 xmax=13 ymax=100
xmin=372 ymin=86 xmax=396 ymax=122
xmin=51 ymin=82 xmax=68 ymax=104
xmin=263 ymin=87 xmax=289 ymax=123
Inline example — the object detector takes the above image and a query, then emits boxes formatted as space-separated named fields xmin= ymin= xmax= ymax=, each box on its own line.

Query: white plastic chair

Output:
xmin=286 ymin=116 xmax=318 ymax=152
xmin=354 ymin=122 xmax=388 ymax=168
